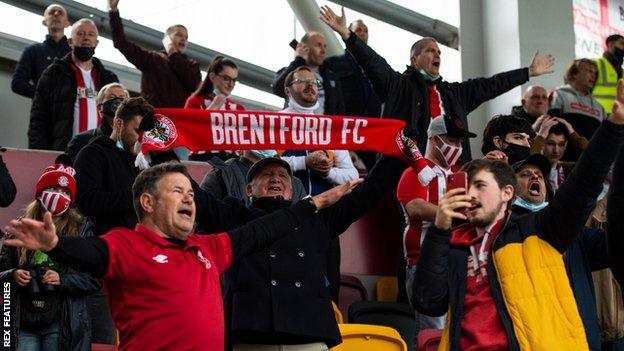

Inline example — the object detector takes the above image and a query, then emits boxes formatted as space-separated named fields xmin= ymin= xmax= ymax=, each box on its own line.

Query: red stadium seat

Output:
xmin=91 ymin=344 xmax=118 ymax=351
xmin=339 ymin=274 xmax=368 ymax=319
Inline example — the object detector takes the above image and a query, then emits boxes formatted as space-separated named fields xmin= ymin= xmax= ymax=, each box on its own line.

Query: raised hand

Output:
xmin=528 ymin=50 xmax=555 ymax=77
xmin=109 ymin=0 xmax=119 ymax=11
xmin=483 ymin=150 xmax=509 ymax=163
xmin=610 ymin=79 xmax=624 ymax=125
xmin=319 ymin=5 xmax=350 ymax=41
xmin=3 ymin=212 xmax=59 ymax=252
xmin=553 ymin=117 xmax=575 ymax=135
xmin=312 ymin=178 xmax=364 ymax=210
xmin=434 ymin=188 xmax=472 ymax=230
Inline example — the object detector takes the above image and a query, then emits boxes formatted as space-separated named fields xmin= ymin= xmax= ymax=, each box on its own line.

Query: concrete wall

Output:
xmin=0 ymin=58 xmax=31 ymax=149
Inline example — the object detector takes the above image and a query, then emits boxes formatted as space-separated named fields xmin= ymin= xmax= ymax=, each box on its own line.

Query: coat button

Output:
xmin=271 ymin=279 xmax=278 ymax=286
xmin=295 ymin=281 xmax=302 ymax=288
xmin=298 ymin=251 xmax=305 ymax=258
xmin=294 ymin=227 xmax=299 ymax=231
xmin=269 ymin=252 xmax=277 ymax=258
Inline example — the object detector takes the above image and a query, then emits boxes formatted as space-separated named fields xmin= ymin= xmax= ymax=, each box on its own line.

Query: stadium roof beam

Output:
xmin=1 ymin=0 xmax=277 ymax=92
xmin=328 ymin=0 xmax=459 ymax=50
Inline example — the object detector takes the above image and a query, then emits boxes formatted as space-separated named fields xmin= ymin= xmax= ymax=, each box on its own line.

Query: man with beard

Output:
xmin=65 ymin=82 xmax=130 ymax=161
xmin=74 ymin=97 xmax=148 ymax=237
xmin=11 ymin=4 xmax=71 ymax=99
xmin=28 ymin=18 xmax=118 ymax=151
xmin=397 ymin=114 xmax=476 ymax=330
xmin=410 ymin=79 xmax=624 ymax=349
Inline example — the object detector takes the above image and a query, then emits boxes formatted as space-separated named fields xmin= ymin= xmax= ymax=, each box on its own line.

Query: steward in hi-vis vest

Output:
xmin=593 ymin=34 xmax=624 ymax=113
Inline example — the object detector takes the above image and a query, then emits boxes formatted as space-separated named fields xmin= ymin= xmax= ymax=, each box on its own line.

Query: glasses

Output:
xmin=288 ymin=78 xmax=321 ymax=87
xmin=218 ymin=74 xmax=238 ymax=84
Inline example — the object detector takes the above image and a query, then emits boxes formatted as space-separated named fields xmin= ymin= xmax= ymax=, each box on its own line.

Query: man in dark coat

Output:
xmin=320 ymin=6 xmax=554 ymax=162
xmin=108 ymin=0 xmax=201 ymax=107
xmin=28 ymin=19 xmax=118 ymax=151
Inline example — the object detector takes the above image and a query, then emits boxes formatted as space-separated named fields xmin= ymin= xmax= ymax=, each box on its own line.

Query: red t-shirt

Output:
xmin=451 ymin=219 xmax=508 ymax=351
xmin=102 ymin=224 xmax=232 ymax=351
xmin=396 ymin=160 xmax=455 ymax=264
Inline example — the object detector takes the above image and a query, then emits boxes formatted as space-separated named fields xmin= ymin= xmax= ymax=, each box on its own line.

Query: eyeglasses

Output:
xmin=218 ymin=74 xmax=238 ymax=84
xmin=288 ymin=78 xmax=321 ymax=87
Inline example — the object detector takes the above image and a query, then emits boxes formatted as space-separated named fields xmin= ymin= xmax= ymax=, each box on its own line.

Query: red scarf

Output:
xmin=140 ymin=108 xmax=435 ymax=185
xmin=70 ymin=63 xmax=99 ymax=133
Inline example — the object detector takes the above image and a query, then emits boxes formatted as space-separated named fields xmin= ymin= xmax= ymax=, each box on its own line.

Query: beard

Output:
xmin=468 ymin=201 xmax=504 ymax=228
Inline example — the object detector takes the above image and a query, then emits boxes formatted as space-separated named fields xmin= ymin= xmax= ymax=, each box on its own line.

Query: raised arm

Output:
xmin=108 ymin=1 xmax=159 ymax=71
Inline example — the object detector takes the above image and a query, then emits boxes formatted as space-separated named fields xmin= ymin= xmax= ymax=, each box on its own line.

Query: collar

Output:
xmin=44 ymin=34 xmax=68 ymax=46
xmin=283 ymin=98 xmax=319 ymax=114
xmin=133 ymin=223 xmax=200 ymax=250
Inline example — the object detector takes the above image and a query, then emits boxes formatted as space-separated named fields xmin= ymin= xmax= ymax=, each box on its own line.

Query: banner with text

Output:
xmin=574 ymin=0 xmax=624 ymax=58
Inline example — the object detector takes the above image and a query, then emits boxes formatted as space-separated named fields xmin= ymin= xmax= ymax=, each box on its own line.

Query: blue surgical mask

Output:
xmin=513 ymin=197 xmax=548 ymax=212
xmin=251 ymin=150 xmax=277 ymax=159
xmin=115 ymin=139 xmax=125 ymax=151
xmin=419 ymin=69 xmax=440 ymax=82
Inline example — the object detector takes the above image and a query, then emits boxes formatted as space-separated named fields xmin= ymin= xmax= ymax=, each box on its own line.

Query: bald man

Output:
xmin=511 ymin=86 xmax=550 ymax=124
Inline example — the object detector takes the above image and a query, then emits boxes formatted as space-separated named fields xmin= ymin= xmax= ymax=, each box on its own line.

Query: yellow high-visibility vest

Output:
xmin=593 ymin=57 xmax=619 ymax=113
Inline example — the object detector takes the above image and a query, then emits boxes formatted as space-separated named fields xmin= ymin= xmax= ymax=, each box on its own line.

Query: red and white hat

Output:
xmin=34 ymin=163 xmax=77 ymax=205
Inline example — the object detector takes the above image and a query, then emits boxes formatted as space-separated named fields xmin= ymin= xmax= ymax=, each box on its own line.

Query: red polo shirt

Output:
xmin=102 ymin=224 xmax=232 ymax=351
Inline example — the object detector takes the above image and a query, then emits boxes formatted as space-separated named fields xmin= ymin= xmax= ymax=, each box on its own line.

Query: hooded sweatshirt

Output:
xmin=550 ymin=84 xmax=606 ymax=139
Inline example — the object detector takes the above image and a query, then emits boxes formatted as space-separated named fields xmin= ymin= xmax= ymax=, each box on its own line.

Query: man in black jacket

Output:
xmin=0 ymin=152 xmax=16 ymax=208
xmin=272 ymin=31 xmax=345 ymax=116
xmin=28 ymin=18 xmax=118 ymax=151
xmin=11 ymin=4 xmax=71 ymax=99
xmin=320 ymin=6 xmax=554 ymax=162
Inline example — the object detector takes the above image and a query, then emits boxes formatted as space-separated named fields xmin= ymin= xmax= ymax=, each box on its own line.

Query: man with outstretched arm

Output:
xmin=409 ymin=80 xmax=624 ymax=350
xmin=3 ymin=162 xmax=360 ymax=351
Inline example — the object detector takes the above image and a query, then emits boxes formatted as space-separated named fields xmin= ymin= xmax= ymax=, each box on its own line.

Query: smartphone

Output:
xmin=289 ymin=39 xmax=299 ymax=50
xmin=447 ymin=171 xmax=468 ymax=213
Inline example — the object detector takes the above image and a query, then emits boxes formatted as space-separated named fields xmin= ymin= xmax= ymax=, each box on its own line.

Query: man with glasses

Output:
xmin=108 ymin=0 xmax=200 ymax=107
xmin=28 ymin=18 xmax=118 ymax=151
xmin=273 ymin=31 xmax=346 ymax=116
xmin=511 ymin=86 xmax=550 ymax=124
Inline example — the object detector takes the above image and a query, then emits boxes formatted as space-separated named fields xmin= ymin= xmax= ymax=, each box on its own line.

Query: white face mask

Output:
xmin=435 ymin=136 xmax=463 ymax=167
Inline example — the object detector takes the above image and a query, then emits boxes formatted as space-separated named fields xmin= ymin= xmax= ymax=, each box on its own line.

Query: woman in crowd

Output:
xmin=0 ymin=159 xmax=100 ymax=351
xmin=185 ymin=56 xmax=245 ymax=111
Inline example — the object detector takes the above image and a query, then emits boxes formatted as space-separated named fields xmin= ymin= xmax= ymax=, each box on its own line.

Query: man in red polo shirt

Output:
xmin=396 ymin=114 xmax=476 ymax=330
xmin=3 ymin=162 xmax=359 ymax=350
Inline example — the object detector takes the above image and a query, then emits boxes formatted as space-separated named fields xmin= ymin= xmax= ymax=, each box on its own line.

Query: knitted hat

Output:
xmin=35 ymin=162 xmax=77 ymax=204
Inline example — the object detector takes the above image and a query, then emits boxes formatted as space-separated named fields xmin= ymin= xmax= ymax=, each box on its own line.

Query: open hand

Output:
xmin=483 ymin=150 xmax=508 ymax=163
xmin=537 ymin=115 xmax=559 ymax=138
xmin=109 ymin=0 xmax=119 ymax=11
xmin=528 ymin=50 xmax=555 ymax=77
xmin=4 ymin=212 xmax=59 ymax=252
xmin=312 ymin=178 xmax=364 ymax=210
xmin=319 ymin=6 xmax=350 ymax=41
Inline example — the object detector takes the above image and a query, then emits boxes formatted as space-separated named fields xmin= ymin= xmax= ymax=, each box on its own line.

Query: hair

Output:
xmin=19 ymin=200 xmax=83 ymax=266
xmin=166 ymin=24 xmax=187 ymax=36
xmin=564 ymin=58 xmax=597 ymax=84
xmin=132 ymin=162 xmax=191 ymax=221
xmin=96 ymin=82 xmax=128 ymax=105
xmin=71 ymin=18 xmax=98 ymax=37
xmin=606 ymin=34 xmax=624 ymax=46
xmin=461 ymin=159 xmax=517 ymax=205
xmin=481 ymin=114 xmax=536 ymax=155
xmin=300 ymin=31 xmax=323 ymax=44
xmin=410 ymin=37 xmax=437 ymax=58
xmin=547 ymin=123 xmax=570 ymax=140
xmin=193 ymin=56 xmax=238 ymax=97
xmin=116 ymin=97 xmax=153 ymax=122
xmin=284 ymin=66 xmax=314 ymax=88
xmin=44 ymin=4 xmax=67 ymax=17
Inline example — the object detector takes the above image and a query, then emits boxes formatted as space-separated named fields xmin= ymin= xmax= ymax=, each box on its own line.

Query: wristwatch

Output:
xmin=302 ymin=195 xmax=319 ymax=213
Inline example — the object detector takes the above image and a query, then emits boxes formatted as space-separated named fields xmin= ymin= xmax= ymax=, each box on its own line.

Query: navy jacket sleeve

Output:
xmin=578 ymin=227 xmax=609 ymax=272
xmin=321 ymin=155 xmax=406 ymax=237
xmin=448 ymin=68 xmax=529 ymax=114
xmin=0 ymin=155 xmax=16 ymax=208
xmin=58 ymin=266 xmax=101 ymax=297
xmin=538 ymin=120 xmax=624 ymax=252
xmin=608 ymin=140 xmax=624 ymax=286
xmin=11 ymin=45 xmax=37 ymax=98
xmin=412 ymin=225 xmax=451 ymax=316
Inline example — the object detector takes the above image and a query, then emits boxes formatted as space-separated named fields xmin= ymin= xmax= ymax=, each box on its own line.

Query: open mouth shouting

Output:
xmin=528 ymin=182 xmax=541 ymax=197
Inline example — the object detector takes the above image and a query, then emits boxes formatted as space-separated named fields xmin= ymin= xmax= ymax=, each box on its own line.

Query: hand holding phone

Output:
xmin=447 ymin=171 xmax=468 ymax=214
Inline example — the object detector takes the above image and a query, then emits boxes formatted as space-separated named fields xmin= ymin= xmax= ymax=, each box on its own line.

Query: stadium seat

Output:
xmin=330 ymin=323 xmax=407 ymax=351
xmin=332 ymin=301 xmax=344 ymax=324
xmin=348 ymin=301 xmax=416 ymax=351
xmin=417 ymin=329 xmax=443 ymax=351
xmin=91 ymin=344 xmax=118 ymax=351
xmin=376 ymin=276 xmax=399 ymax=302
xmin=339 ymin=274 xmax=368 ymax=319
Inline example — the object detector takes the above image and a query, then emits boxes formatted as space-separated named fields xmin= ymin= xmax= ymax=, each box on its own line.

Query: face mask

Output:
xmin=251 ymin=150 xmax=278 ymax=159
xmin=39 ymin=190 xmax=71 ymax=216
xmin=419 ymin=69 xmax=440 ymax=82
xmin=513 ymin=197 xmax=548 ymax=212
xmin=72 ymin=46 xmax=95 ymax=61
xmin=435 ymin=136 xmax=462 ymax=167
xmin=101 ymin=98 xmax=123 ymax=118
xmin=503 ymin=143 xmax=531 ymax=165
xmin=615 ymin=47 xmax=624 ymax=60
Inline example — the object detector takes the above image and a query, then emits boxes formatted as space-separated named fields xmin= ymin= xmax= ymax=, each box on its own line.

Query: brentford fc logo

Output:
xmin=142 ymin=113 xmax=178 ymax=149
xmin=58 ymin=176 xmax=69 ymax=187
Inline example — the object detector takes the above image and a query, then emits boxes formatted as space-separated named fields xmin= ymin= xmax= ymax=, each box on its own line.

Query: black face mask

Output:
xmin=72 ymin=46 xmax=95 ymax=61
xmin=503 ymin=143 xmax=531 ymax=165
xmin=615 ymin=47 xmax=624 ymax=61
xmin=101 ymin=97 xmax=124 ymax=118
xmin=251 ymin=196 xmax=291 ymax=212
